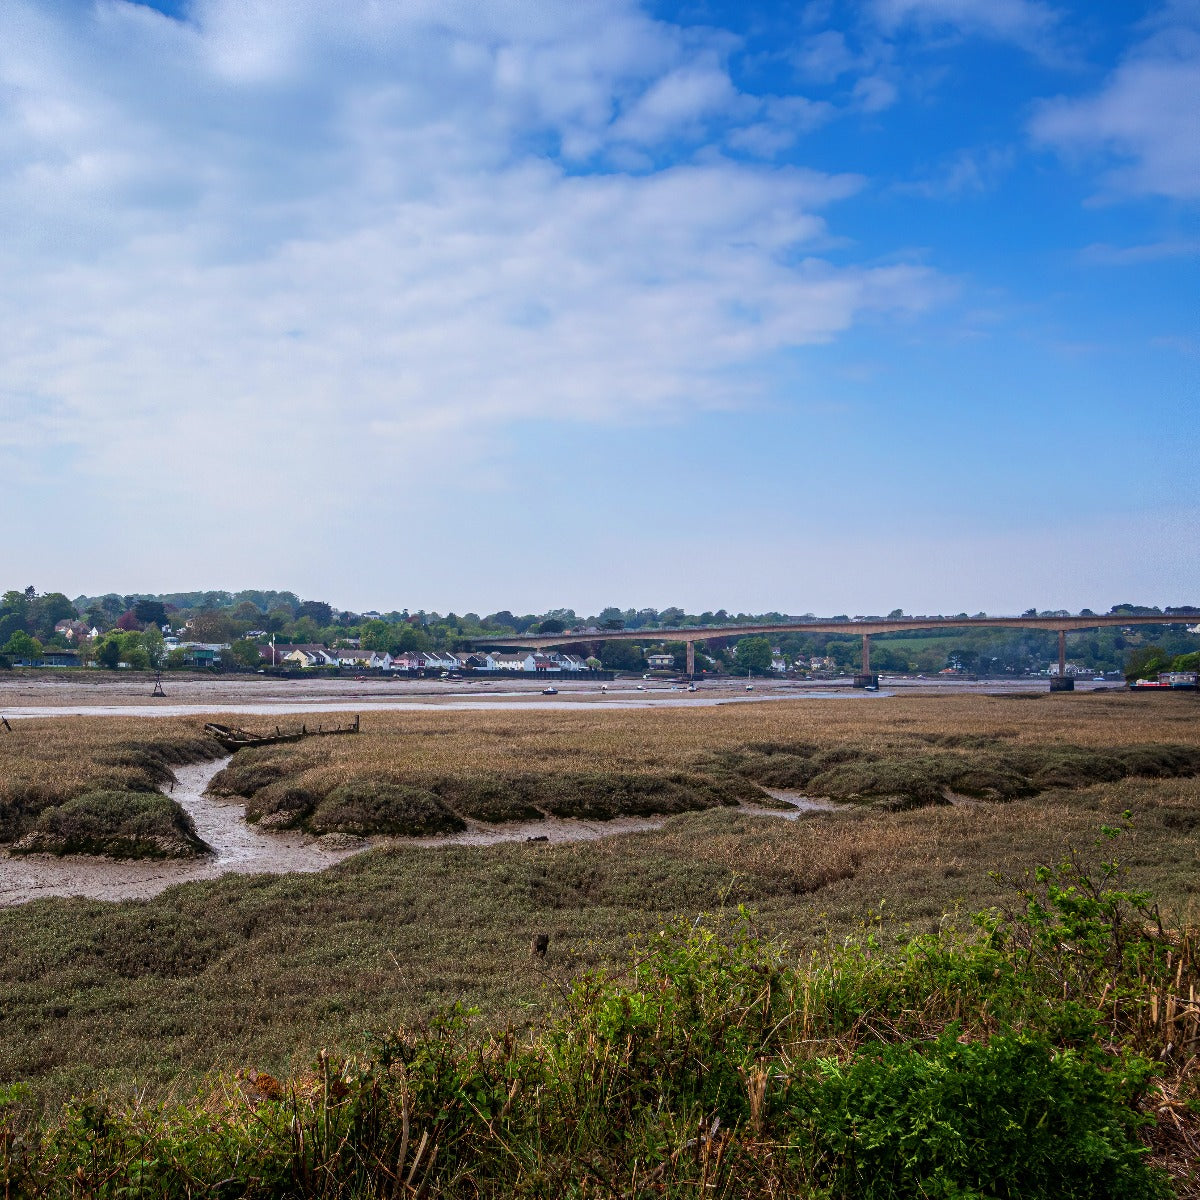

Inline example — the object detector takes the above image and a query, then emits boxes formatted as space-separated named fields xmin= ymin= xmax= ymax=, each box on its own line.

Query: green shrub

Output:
xmin=802 ymin=1030 xmax=1165 ymax=1200
xmin=244 ymin=781 xmax=321 ymax=825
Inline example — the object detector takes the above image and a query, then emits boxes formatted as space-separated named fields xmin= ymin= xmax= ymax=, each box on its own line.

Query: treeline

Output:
xmin=2 ymin=586 xmax=1197 ymax=677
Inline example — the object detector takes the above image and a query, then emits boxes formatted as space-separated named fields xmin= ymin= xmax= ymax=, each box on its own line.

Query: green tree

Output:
xmin=119 ymin=631 xmax=150 ymax=670
xmin=600 ymin=641 xmax=644 ymax=671
xmin=734 ymin=635 xmax=772 ymax=675
xmin=289 ymin=616 xmax=321 ymax=644
xmin=297 ymin=600 xmax=333 ymax=626
xmin=390 ymin=624 xmax=431 ymax=654
xmin=133 ymin=599 xmax=167 ymax=627
xmin=228 ymin=638 xmax=264 ymax=669
xmin=189 ymin=610 xmax=232 ymax=643
xmin=360 ymin=620 xmax=392 ymax=652
xmin=1125 ymin=644 xmax=1170 ymax=683
xmin=32 ymin=592 xmax=77 ymax=638
xmin=2 ymin=630 xmax=42 ymax=660
xmin=142 ymin=625 xmax=166 ymax=668
xmin=95 ymin=637 xmax=121 ymax=669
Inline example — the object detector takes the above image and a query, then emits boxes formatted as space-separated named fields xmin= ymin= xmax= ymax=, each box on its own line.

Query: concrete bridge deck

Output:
xmin=470 ymin=613 xmax=1195 ymax=688
xmin=470 ymin=612 xmax=1192 ymax=650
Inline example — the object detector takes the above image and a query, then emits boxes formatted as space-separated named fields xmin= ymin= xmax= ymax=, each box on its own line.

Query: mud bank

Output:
xmin=0 ymin=757 xmax=361 ymax=906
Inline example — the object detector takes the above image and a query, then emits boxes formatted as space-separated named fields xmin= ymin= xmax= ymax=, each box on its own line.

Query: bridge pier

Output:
xmin=1050 ymin=630 xmax=1074 ymax=691
xmin=853 ymin=632 xmax=879 ymax=688
xmin=686 ymin=640 xmax=695 ymax=678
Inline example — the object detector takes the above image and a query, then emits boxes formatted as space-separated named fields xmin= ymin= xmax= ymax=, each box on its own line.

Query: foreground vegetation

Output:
xmin=2 ymin=836 xmax=1197 ymax=1196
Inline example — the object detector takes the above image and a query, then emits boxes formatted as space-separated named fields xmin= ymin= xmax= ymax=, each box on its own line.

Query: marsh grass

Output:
xmin=11 ymin=789 xmax=210 ymax=859
xmin=206 ymin=693 xmax=1200 ymax=832
xmin=2 ymin=839 xmax=1194 ymax=1198
xmin=1 ymin=693 xmax=1199 ymax=1189
xmin=0 ymin=717 xmax=222 ymax=843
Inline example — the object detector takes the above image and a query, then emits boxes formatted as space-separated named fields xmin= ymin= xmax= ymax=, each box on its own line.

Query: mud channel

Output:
xmin=0 ymin=760 xmax=843 ymax=907
xmin=0 ymin=757 xmax=365 ymax=907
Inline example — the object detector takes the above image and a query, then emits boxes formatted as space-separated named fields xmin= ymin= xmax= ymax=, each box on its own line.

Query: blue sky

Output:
xmin=2 ymin=0 xmax=1196 ymax=614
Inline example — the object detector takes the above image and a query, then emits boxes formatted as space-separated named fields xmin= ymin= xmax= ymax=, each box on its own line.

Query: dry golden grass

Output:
xmin=225 ymin=690 xmax=1200 ymax=776
xmin=0 ymin=716 xmax=221 ymax=842
xmin=206 ymin=692 xmax=1200 ymax=828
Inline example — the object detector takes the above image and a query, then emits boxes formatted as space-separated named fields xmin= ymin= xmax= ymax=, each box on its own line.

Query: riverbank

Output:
xmin=0 ymin=670 xmax=1122 ymax=718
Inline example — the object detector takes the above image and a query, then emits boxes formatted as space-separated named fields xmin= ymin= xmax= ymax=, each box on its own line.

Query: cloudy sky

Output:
xmin=3 ymin=0 xmax=1197 ymax=614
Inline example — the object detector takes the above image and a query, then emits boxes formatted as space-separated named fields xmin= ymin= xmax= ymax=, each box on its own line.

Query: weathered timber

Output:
xmin=203 ymin=714 xmax=360 ymax=752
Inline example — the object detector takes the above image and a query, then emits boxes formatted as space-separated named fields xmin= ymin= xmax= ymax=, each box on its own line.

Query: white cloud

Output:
xmin=792 ymin=30 xmax=864 ymax=83
xmin=1030 ymin=14 xmax=1200 ymax=199
xmin=0 ymin=0 xmax=943 ymax=541
xmin=725 ymin=96 xmax=835 ymax=157
xmin=610 ymin=62 xmax=744 ymax=145
xmin=871 ymin=0 xmax=1060 ymax=47
xmin=896 ymin=146 xmax=1015 ymax=197
xmin=1080 ymin=239 xmax=1200 ymax=265
xmin=851 ymin=75 xmax=899 ymax=113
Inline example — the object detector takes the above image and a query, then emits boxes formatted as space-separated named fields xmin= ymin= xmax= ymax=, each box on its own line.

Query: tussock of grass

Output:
xmin=310 ymin=782 xmax=465 ymax=837
xmin=0 ymin=718 xmax=222 ymax=844
xmin=11 ymin=790 xmax=209 ymax=859
xmin=725 ymin=740 xmax=1200 ymax=810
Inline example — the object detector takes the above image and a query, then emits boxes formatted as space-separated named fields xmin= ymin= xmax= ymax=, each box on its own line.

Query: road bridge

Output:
xmin=470 ymin=613 xmax=1195 ymax=689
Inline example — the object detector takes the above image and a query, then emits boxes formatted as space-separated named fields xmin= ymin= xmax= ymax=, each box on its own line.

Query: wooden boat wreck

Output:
xmin=203 ymin=714 xmax=360 ymax=752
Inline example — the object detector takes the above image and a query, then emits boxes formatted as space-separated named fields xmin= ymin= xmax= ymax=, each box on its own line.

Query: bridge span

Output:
xmin=471 ymin=613 xmax=1195 ymax=689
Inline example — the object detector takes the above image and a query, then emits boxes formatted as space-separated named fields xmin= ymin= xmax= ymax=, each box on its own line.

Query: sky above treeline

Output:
xmin=3 ymin=0 xmax=1197 ymax=616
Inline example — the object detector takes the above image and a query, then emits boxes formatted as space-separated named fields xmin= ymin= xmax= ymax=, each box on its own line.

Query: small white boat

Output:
xmin=541 ymin=686 xmax=558 ymax=695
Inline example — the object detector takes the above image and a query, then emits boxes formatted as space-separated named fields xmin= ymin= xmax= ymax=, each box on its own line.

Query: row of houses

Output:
xmin=258 ymin=645 xmax=592 ymax=673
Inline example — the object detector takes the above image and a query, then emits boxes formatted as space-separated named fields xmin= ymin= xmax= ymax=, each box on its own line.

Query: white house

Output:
xmin=488 ymin=653 xmax=526 ymax=671
xmin=336 ymin=648 xmax=393 ymax=670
